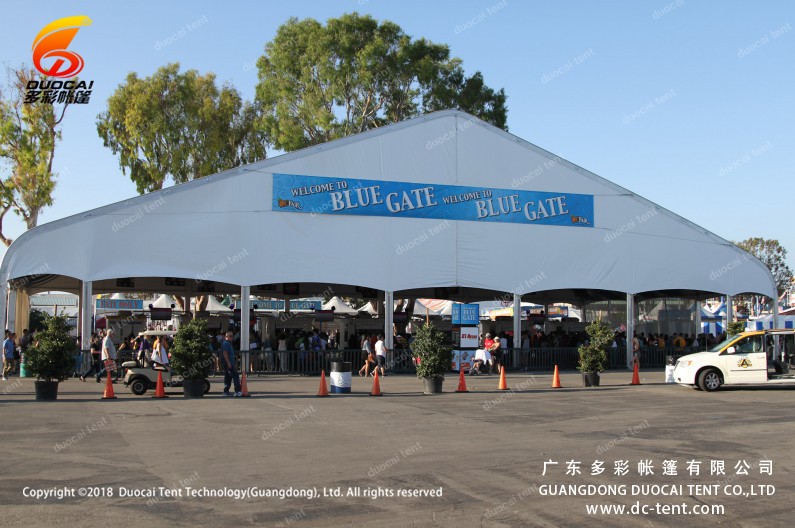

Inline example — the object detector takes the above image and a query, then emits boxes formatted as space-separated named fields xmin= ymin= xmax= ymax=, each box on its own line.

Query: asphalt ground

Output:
xmin=1 ymin=369 xmax=793 ymax=528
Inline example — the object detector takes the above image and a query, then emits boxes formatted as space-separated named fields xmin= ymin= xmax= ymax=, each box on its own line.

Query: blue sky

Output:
xmin=1 ymin=0 xmax=793 ymax=269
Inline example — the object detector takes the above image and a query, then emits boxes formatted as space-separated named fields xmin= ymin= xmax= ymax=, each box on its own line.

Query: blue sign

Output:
xmin=273 ymin=174 xmax=593 ymax=227
xmin=95 ymin=299 xmax=144 ymax=310
xmin=452 ymin=303 xmax=480 ymax=325
xmin=252 ymin=300 xmax=321 ymax=311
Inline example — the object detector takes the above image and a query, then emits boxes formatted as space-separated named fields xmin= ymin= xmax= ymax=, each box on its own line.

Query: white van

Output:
xmin=673 ymin=329 xmax=795 ymax=391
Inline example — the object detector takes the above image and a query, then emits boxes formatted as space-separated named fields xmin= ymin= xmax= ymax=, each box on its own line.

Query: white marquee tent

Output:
xmin=0 ymin=111 xmax=778 ymax=364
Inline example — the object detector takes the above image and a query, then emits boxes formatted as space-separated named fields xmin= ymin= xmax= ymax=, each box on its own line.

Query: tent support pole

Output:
xmin=240 ymin=286 xmax=250 ymax=372
xmin=384 ymin=291 xmax=394 ymax=365
xmin=773 ymin=295 xmax=781 ymax=359
xmin=626 ymin=293 xmax=635 ymax=370
xmin=80 ymin=281 xmax=93 ymax=350
xmin=513 ymin=293 xmax=521 ymax=368
xmin=725 ymin=295 xmax=733 ymax=337
xmin=694 ymin=297 xmax=702 ymax=348
xmin=0 ymin=281 xmax=7 ymax=334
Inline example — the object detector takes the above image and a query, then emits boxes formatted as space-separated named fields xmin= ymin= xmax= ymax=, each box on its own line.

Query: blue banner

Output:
xmin=452 ymin=304 xmax=480 ymax=325
xmin=251 ymin=300 xmax=321 ymax=311
xmin=273 ymin=174 xmax=593 ymax=227
xmin=96 ymin=299 xmax=144 ymax=310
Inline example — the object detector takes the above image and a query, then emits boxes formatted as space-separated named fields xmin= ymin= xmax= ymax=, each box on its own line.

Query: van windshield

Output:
xmin=708 ymin=335 xmax=739 ymax=353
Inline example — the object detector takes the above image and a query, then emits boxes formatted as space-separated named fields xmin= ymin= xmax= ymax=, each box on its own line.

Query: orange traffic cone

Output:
xmin=630 ymin=362 xmax=640 ymax=385
xmin=498 ymin=365 xmax=509 ymax=390
xmin=455 ymin=367 xmax=469 ymax=393
xmin=370 ymin=369 xmax=383 ymax=396
xmin=153 ymin=370 xmax=168 ymax=398
xmin=101 ymin=373 xmax=117 ymax=399
xmin=240 ymin=371 xmax=251 ymax=397
xmin=317 ymin=370 xmax=329 ymax=397
xmin=551 ymin=364 xmax=562 ymax=388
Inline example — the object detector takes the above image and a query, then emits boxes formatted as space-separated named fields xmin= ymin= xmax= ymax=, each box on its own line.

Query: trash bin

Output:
xmin=330 ymin=361 xmax=352 ymax=394
xmin=19 ymin=354 xmax=28 ymax=378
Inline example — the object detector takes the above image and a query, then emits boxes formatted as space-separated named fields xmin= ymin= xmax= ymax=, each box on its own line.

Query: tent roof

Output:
xmin=322 ymin=296 xmax=358 ymax=315
xmin=0 ymin=110 xmax=776 ymax=301
xmin=150 ymin=294 xmax=178 ymax=309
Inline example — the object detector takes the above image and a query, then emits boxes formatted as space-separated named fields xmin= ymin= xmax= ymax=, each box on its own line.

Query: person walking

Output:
xmin=2 ymin=332 xmax=15 ymax=380
xmin=374 ymin=334 xmax=389 ymax=377
xmin=96 ymin=329 xmax=118 ymax=383
xmin=221 ymin=331 xmax=242 ymax=397
xmin=80 ymin=335 xmax=102 ymax=382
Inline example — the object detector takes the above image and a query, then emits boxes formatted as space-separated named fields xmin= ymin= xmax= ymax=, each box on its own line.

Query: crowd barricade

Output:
xmin=500 ymin=346 xmax=700 ymax=372
xmin=224 ymin=349 xmax=417 ymax=376
xmin=217 ymin=346 xmax=701 ymax=376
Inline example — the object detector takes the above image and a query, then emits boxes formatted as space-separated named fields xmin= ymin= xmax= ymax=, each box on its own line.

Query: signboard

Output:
xmin=95 ymin=299 xmax=144 ymax=311
xmin=460 ymin=326 xmax=479 ymax=348
xmin=273 ymin=174 xmax=594 ymax=228
xmin=314 ymin=310 xmax=335 ymax=322
xmin=251 ymin=300 xmax=322 ymax=311
xmin=451 ymin=350 xmax=474 ymax=372
xmin=452 ymin=303 xmax=480 ymax=325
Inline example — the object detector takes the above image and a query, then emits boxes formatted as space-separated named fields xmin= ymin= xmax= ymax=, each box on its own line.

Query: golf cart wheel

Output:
xmin=130 ymin=378 xmax=148 ymax=396
xmin=697 ymin=368 xmax=722 ymax=392
xmin=203 ymin=379 xmax=211 ymax=394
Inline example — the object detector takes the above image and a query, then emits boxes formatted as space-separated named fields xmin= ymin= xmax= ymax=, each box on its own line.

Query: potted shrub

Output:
xmin=24 ymin=315 xmax=76 ymax=400
xmin=170 ymin=318 xmax=213 ymax=398
xmin=577 ymin=321 xmax=611 ymax=387
xmin=411 ymin=322 xmax=453 ymax=394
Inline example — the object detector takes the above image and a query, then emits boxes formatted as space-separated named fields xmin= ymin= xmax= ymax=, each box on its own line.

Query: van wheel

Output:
xmin=698 ymin=368 xmax=722 ymax=392
xmin=130 ymin=378 xmax=148 ymax=396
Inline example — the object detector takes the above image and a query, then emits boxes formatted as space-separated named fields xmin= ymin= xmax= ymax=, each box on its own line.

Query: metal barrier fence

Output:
xmin=112 ymin=345 xmax=700 ymax=378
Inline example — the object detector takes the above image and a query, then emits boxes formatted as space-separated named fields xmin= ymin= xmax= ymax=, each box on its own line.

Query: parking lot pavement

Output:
xmin=1 ymin=370 xmax=793 ymax=528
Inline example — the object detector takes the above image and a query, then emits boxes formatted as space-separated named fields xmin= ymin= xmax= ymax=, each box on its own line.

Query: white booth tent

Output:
xmin=0 ymin=110 xmax=778 ymax=366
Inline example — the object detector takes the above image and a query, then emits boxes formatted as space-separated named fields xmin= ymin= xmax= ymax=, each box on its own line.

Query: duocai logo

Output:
xmin=32 ymin=15 xmax=92 ymax=78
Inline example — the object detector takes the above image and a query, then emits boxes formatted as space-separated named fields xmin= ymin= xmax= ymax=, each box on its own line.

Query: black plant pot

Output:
xmin=182 ymin=379 xmax=206 ymax=399
xmin=582 ymin=372 xmax=600 ymax=387
xmin=423 ymin=377 xmax=444 ymax=395
xmin=34 ymin=381 xmax=59 ymax=401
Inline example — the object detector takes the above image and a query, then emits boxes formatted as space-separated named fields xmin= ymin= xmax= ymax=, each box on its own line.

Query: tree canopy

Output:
xmin=0 ymin=67 xmax=70 ymax=246
xmin=735 ymin=237 xmax=793 ymax=294
xmin=255 ymin=13 xmax=508 ymax=152
xmin=97 ymin=63 xmax=266 ymax=193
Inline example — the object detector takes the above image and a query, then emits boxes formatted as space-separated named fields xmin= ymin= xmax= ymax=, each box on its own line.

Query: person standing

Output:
xmin=96 ymin=329 xmax=118 ymax=383
xmin=2 ymin=332 xmax=15 ymax=380
xmin=374 ymin=334 xmax=389 ymax=377
xmin=277 ymin=333 xmax=289 ymax=374
xmin=151 ymin=335 xmax=170 ymax=370
xmin=80 ymin=335 xmax=102 ymax=382
xmin=221 ymin=331 xmax=242 ymax=397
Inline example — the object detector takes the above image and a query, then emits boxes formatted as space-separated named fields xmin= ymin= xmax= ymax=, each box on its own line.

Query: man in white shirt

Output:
xmin=97 ymin=329 xmax=118 ymax=383
xmin=374 ymin=334 xmax=389 ymax=377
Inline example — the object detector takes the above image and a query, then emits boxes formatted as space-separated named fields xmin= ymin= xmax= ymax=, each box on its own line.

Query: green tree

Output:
xmin=735 ymin=238 xmax=793 ymax=294
xmin=0 ymin=67 xmax=72 ymax=246
xmin=97 ymin=63 xmax=266 ymax=193
xmin=255 ymin=13 xmax=508 ymax=152
xmin=411 ymin=322 xmax=453 ymax=380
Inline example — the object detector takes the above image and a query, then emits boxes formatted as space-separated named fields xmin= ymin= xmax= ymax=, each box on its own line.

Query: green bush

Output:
xmin=727 ymin=321 xmax=746 ymax=336
xmin=577 ymin=321 xmax=611 ymax=373
xmin=24 ymin=315 xmax=76 ymax=382
xmin=170 ymin=319 xmax=213 ymax=380
xmin=411 ymin=323 xmax=453 ymax=380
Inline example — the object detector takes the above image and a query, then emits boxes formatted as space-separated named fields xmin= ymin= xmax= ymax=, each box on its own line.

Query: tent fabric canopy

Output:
xmin=322 ymin=296 xmax=358 ymax=315
xmin=0 ymin=111 xmax=776 ymax=306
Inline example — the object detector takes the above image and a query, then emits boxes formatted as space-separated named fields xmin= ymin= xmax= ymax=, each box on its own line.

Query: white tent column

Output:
xmin=725 ymin=295 xmax=733 ymax=336
xmin=694 ymin=298 xmax=702 ymax=346
xmin=0 ymin=281 xmax=7 ymax=332
xmin=80 ymin=281 xmax=93 ymax=350
xmin=626 ymin=293 xmax=635 ymax=369
xmin=773 ymin=296 xmax=782 ymax=360
xmin=384 ymin=291 xmax=394 ymax=364
xmin=240 ymin=286 xmax=250 ymax=371
xmin=513 ymin=293 xmax=521 ymax=365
